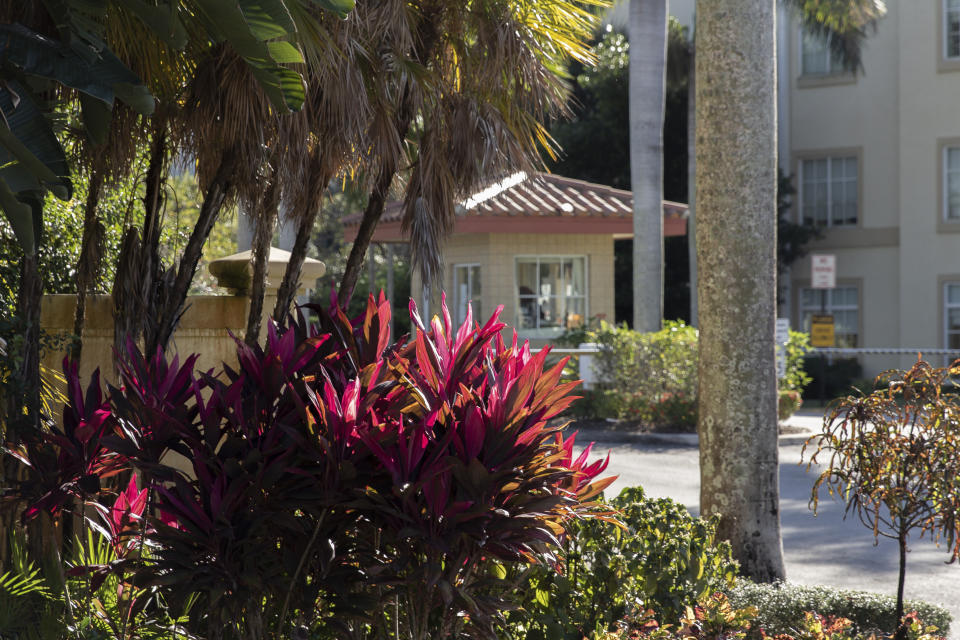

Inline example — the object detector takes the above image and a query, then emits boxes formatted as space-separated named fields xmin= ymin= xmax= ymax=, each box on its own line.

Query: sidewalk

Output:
xmin=569 ymin=407 xmax=825 ymax=447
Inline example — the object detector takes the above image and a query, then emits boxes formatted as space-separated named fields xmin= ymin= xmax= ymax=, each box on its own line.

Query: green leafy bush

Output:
xmin=591 ymin=321 xmax=699 ymax=429
xmin=571 ymin=322 xmax=810 ymax=428
xmin=505 ymin=486 xmax=738 ymax=639
xmin=725 ymin=582 xmax=951 ymax=638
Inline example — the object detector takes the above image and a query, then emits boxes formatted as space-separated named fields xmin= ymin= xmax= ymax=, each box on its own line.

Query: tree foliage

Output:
xmin=803 ymin=358 xmax=960 ymax=639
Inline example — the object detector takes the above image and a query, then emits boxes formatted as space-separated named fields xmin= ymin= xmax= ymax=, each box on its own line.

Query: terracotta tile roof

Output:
xmin=344 ymin=172 xmax=688 ymax=225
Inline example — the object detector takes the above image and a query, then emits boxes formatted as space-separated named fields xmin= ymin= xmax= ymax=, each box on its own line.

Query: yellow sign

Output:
xmin=810 ymin=314 xmax=835 ymax=348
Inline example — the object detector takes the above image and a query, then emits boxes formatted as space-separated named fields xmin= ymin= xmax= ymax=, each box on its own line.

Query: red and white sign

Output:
xmin=811 ymin=254 xmax=836 ymax=289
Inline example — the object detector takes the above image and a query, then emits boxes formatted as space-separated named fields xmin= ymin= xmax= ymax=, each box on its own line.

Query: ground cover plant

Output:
xmin=591 ymin=591 xmax=946 ymax=640
xmin=802 ymin=358 xmax=960 ymax=640
xmin=3 ymin=293 xmax=616 ymax=640
xmin=726 ymin=582 xmax=951 ymax=639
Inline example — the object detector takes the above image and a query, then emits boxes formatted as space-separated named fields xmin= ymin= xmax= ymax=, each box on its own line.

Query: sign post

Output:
xmin=810 ymin=254 xmax=837 ymax=404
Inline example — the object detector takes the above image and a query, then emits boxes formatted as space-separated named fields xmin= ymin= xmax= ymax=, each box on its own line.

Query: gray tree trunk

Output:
xmin=695 ymin=0 xmax=785 ymax=582
xmin=686 ymin=48 xmax=698 ymax=327
xmin=629 ymin=0 xmax=667 ymax=332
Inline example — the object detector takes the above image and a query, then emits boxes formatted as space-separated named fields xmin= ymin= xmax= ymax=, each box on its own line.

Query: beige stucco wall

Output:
xmin=411 ymin=232 xmax=615 ymax=346
xmin=779 ymin=1 xmax=960 ymax=376
xmin=40 ymin=294 xmax=249 ymax=392
xmin=897 ymin=0 xmax=960 ymax=360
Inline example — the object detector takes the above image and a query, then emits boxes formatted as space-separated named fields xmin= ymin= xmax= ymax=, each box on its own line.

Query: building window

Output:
xmin=945 ymin=283 xmax=960 ymax=349
xmin=945 ymin=146 xmax=960 ymax=220
xmin=516 ymin=256 xmax=586 ymax=333
xmin=800 ymin=286 xmax=859 ymax=347
xmin=801 ymin=30 xmax=844 ymax=75
xmin=453 ymin=264 xmax=481 ymax=326
xmin=799 ymin=156 xmax=858 ymax=227
xmin=947 ymin=0 xmax=960 ymax=59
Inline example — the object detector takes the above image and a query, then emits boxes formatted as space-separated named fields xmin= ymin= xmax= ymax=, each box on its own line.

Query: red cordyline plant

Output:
xmin=8 ymin=292 xmax=615 ymax=640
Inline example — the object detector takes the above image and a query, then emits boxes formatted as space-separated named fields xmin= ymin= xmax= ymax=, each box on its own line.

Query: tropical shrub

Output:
xmin=573 ymin=322 xmax=810 ymax=428
xmin=802 ymin=358 xmax=960 ymax=639
xmin=726 ymin=582 xmax=951 ymax=639
xmin=6 ymin=292 xmax=616 ymax=640
xmin=778 ymin=389 xmax=802 ymax=422
xmin=505 ymin=486 xmax=737 ymax=639
xmin=590 ymin=320 xmax=699 ymax=429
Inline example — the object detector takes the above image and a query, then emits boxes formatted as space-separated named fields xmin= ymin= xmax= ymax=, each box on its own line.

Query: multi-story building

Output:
xmin=672 ymin=0 xmax=960 ymax=375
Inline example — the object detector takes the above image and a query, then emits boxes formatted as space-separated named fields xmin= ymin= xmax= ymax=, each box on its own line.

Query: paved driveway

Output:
xmin=576 ymin=431 xmax=960 ymax=632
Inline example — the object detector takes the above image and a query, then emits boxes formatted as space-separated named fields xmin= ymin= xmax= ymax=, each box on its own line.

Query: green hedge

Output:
xmin=726 ymin=581 xmax=952 ymax=637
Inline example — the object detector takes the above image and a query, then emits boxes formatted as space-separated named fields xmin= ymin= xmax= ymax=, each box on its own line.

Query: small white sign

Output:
xmin=811 ymin=254 xmax=836 ymax=289
xmin=775 ymin=318 xmax=790 ymax=379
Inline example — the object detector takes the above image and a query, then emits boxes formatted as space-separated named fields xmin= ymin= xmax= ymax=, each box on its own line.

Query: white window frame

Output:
xmin=452 ymin=263 xmax=481 ymax=326
xmin=944 ymin=145 xmax=960 ymax=221
xmin=798 ymin=155 xmax=859 ymax=228
xmin=944 ymin=282 xmax=960 ymax=350
xmin=799 ymin=285 xmax=860 ymax=348
xmin=946 ymin=0 xmax=960 ymax=60
xmin=799 ymin=28 xmax=844 ymax=76
xmin=515 ymin=255 xmax=588 ymax=336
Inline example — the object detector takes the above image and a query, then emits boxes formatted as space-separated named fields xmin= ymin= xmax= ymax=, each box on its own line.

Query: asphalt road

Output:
xmin=576 ymin=435 xmax=960 ymax=631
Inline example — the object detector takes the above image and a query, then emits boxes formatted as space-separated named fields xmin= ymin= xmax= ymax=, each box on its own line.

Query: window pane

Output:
xmin=518 ymin=297 xmax=537 ymax=329
xmin=517 ymin=261 xmax=537 ymax=294
xmin=949 ymin=308 xmax=960 ymax=331
xmin=948 ymin=283 xmax=960 ymax=305
xmin=470 ymin=265 xmax=481 ymax=298
xmin=802 ymin=32 xmax=829 ymax=74
xmin=567 ymin=258 xmax=585 ymax=296
xmin=539 ymin=261 xmax=561 ymax=297
xmin=948 ymin=172 xmax=960 ymax=219
xmin=949 ymin=1 xmax=960 ymax=58
xmin=948 ymin=148 xmax=960 ymax=171
xmin=538 ymin=297 xmax=561 ymax=328
xmin=565 ymin=297 xmax=585 ymax=329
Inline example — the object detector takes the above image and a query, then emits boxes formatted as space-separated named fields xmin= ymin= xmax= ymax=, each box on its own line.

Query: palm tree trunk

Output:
xmin=244 ymin=178 xmax=280 ymax=345
xmin=339 ymin=87 xmax=417 ymax=305
xmin=272 ymin=161 xmax=331 ymax=325
xmin=69 ymin=165 xmax=104 ymax=364
xmin=629 ymin=0 xmax=667 ymax=332
xmin=147 ymin=151 xmax=238 ymax=355
xmin=7 ymin=251 xmax=42 ymax=438
xmin=695 ymin=0 xmax=785 ymax=582
xmin=114 ymin=123 xmax=166 ymax=359
xmin=686 ymin=48 xmax=698 ymax=327
xmin=339 ymin=163 xmax=398 ymax=304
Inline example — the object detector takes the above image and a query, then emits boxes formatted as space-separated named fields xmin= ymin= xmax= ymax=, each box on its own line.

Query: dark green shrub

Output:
xmin=725 ymin=582 xmax=952 ymax=638
xmin=505 ymin=486 xmax=738 ymax=640
xmin=802 ymin=356 xmax=863 ymax=400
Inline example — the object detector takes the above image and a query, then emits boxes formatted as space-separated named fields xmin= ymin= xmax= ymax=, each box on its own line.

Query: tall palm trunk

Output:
xmin=69 ymin=165 xmax=105 ymax=364
xmin=114 ymin=122 xmax=167 ymax=359
xmin=695 ymin=0 xmax=785 ymax=582
xmin=146 ymin=151 xmax=238 ymax=355
xmin=339 ymin=164 xmax=395 ymax=304
xmin=273 ymin=158 xmax=330 ymax=325
xmin=629 ymin=0 xmax=667 ymax=332
xmin=244 ymin=177 xmax=280 ymax=345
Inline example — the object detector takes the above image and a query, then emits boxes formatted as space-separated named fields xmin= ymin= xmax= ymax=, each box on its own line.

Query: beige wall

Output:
xmin=40 ymin=294 xmax=249 ymax=392
xmin=780 ymin=0 xmax=960 ymax=376
xmin=411 ymin=232 xmax=615 ymax=345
